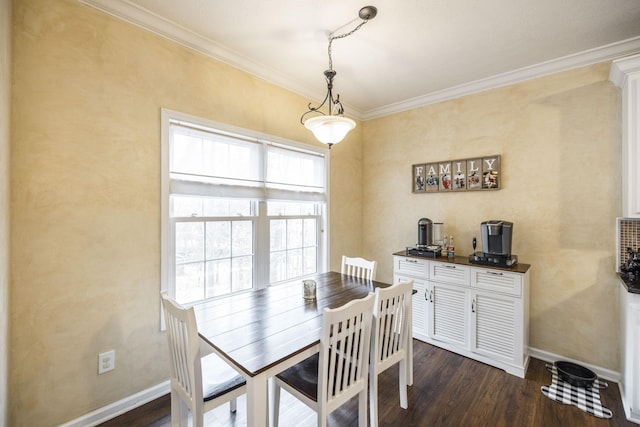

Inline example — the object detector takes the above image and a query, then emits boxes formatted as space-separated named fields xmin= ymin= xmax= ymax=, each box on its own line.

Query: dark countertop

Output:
xmin=617 ymin=272 xmax=640 ymax=294
xmin=393 ymin=250 xmax=531 ymax=274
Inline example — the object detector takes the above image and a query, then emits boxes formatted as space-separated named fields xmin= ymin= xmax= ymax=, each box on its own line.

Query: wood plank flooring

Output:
xmin=99 ymin=340 xmax=635 ymax=426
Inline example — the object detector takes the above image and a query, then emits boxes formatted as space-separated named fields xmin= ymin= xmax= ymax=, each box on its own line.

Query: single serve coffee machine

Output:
xmin=405 ymin=218 xmax=442 ymax=258
xmin=469 ymin=220 xmax=518 ymax=267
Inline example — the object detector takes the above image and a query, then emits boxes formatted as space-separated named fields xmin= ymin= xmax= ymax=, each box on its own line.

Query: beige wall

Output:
xmin=9 ymin=0 xmax=362 ymax=425
xmin=1 ymin=0 xmax=10 ymax=425
xmin=8 ymin=0 xmax=626 ymax=425
xmin=362 ymin=63 xmax=621 ymax=369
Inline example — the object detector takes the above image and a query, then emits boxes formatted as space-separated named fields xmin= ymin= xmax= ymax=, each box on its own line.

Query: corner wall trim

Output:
xmin=58 ymin=381 xmax=170 ymax=427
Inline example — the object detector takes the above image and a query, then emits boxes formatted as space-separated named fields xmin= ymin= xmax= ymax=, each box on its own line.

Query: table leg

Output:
xmin=246 ymin=374 xmax=269 ymax=427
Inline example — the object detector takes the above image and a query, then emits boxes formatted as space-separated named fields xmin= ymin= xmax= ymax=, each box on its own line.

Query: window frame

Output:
xmin=160 ymin=109 xmax=330 ymax=309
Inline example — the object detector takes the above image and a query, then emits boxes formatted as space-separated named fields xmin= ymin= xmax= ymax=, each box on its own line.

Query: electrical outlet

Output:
xmin=98 ymin=350 xmax=115 ymax=374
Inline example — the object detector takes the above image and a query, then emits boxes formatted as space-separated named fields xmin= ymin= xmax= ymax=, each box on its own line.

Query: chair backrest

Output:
xmin=160 ymin=291 xmax=204 ymax=408
xmin=371 ymin=280 xmax=413 ymax=369
xmin=341 ymin=256 xmax=377 ymax=281
xmin=318 ymin=293 xmax=375 ymax=412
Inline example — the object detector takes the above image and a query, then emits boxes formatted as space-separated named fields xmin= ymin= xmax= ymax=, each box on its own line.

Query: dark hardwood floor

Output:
xmin=100 ymin=340 xmax=635 ymax=426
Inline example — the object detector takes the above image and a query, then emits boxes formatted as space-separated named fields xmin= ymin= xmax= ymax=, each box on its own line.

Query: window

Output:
xmin=172 ymin=196 xmax=254 ymax=303
xmin=268 ymin=202 xmax=320 ymax=283
xmin=161 ymin=110 xmax=329 ymax=305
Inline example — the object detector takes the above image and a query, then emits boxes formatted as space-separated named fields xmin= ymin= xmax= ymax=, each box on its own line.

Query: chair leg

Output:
xmin=407 ymin=337 xmax=414 ymax=386
xmin=230 ymin=397 xmax=237 ymax=413
xmin=170 ymin=392 xmax=186 ymax=427
xmin=369 ymin=372 xmax=379 ymax=427
xmin=272 ymin=381 xmax=281 ymax=427
xmin=399 ymin=359 xmax=408 ymax=409
xmin=358 ymin=388 xmax=368 ymax=427
xmin=192 ymin=402 xmax=204 ymax=427
xmin=318 ymin=408 xmax=328 ymax=427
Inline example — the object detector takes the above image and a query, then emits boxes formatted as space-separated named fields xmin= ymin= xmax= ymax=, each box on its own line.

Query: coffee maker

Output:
xmin=417 ymin=218 xmax=433 ymax=248
xmin=469 ymin=220 xmax=518 ymax=267
xmin=406 ymin=218 xmax=442 ymax=258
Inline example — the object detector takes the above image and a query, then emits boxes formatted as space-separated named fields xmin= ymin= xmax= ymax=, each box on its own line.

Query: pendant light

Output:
xmin=301 ymin=6 xmax=377 ymax=148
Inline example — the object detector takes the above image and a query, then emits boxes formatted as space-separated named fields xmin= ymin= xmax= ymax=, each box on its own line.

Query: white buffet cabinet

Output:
xmin=393 ymin=252 xmax=531 ymax=378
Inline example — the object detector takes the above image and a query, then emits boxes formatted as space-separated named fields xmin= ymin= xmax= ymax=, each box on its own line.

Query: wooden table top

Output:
xmin=193 ymin=271 xmax=391 ymax=377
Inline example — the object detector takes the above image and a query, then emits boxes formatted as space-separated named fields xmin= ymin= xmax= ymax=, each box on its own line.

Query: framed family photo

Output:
xmin=412 ymin=155 xmax=501 ymax=193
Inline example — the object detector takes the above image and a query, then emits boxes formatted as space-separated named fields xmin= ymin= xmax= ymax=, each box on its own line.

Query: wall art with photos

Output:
xmin=412 ymin=155 xmax=501 ymax=193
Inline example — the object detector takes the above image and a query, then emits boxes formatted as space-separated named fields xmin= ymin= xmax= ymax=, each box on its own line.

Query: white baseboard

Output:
xmin=528 ymin=346 xmax=621 ymax=383
xmin=58 ymin=381 xmax=170 ymax=427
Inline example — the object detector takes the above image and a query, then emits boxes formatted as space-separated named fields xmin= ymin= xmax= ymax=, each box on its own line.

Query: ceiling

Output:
xmin=80 ymin=0 xmax=640 ymax=120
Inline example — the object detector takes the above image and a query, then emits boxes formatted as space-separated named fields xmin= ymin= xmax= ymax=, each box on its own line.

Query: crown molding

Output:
xmin=363 ymin=36 xmax=640 ymax=120
xmin=609 ymin=53 xmax=640 ymax=87
xmin=78 ymin=1 xmax=640 ymax=121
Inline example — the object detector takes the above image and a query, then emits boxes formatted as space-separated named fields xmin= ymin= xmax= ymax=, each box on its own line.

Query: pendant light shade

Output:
xmin=303 ymin=115 xmax=356 ymax=146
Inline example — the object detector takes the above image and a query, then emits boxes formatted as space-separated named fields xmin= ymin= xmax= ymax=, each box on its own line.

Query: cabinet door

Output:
xmin=631 ymin=302 xmax=640 ymax=420
xmin=610 ymin=56 xmax=640 ymax=217
xmin=396 ymin=274 xmax=429 ymax=342
xmin=625 ymin=71 xmax=640 ymax=217
xmin=621 ymin=289 xmax=640 ymax=421
xmin=429 ymin=282 xmax=468 ymax=348
xmin=470 ymin=290 xmax=523 ymax=365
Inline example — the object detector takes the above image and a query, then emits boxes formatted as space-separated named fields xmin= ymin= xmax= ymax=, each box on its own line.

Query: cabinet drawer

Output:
xmin=472 ymin=269 xmax=522 ymax=296
xmin=395 ymin=256 xmax=429 ymax=277
xmin=429 ymin=262 xmax=469 ymax=286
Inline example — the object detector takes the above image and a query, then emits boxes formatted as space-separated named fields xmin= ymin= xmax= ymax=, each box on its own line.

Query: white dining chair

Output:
xmin=160 ymin=291 xmax=247 ymax=427
xmin=369 ymin=280 xmax=414 ymax=427
xmin=272 ymin=293 xmax=375 ymax=427
xmin=341 ymin=255 xmax=377 ymax=280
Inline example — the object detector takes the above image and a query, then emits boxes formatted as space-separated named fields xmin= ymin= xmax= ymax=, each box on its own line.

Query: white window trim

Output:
xmin=160 ymin=109 xmax=331 ymax=316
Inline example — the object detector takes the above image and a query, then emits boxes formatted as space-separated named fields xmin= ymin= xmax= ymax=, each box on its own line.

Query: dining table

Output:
xmin=192 ymin=271 xmax=413 ymax=427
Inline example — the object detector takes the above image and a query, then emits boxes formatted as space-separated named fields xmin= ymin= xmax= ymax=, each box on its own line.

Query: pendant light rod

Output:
xmin=327 ymin=6 xmax=377 ymax=71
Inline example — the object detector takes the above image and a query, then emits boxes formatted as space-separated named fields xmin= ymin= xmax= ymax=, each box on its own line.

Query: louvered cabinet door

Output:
xmin=429 ymin=282 xmax=469 ymax=348
xmin=393 ymin=256 xmax=431 ymax=342
xmin=396 ymin=274 xmax=430 ymax=342
xmin=470 ymin=290 xmax=523 ymax=366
